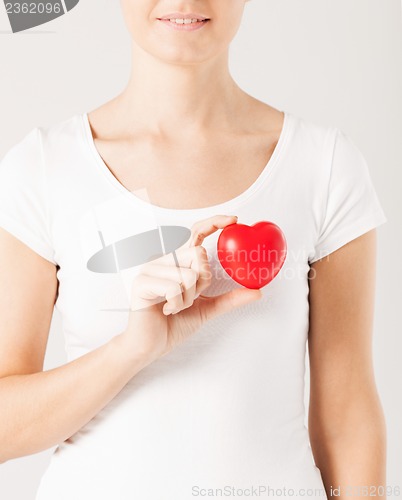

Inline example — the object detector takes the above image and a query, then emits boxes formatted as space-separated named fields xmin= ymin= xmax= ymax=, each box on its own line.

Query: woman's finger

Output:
xmin=142 ymin=246 xmax=212 ymax=299
xmin=191 ymin=246 xmax=212 ymax=297
xmin=185 ymin=215 xmax=238 ymax=297
xmin=138 ymin=261 xmax=198 ymax=285
xmin=131 ymin=274 xmax=185 ymax=314
xmin=136 ymin=215 xmax=237 ymax=305
xmin=139 ymin=263 xmax=199 ymax=311
xmin=187 ymin=214 xmax=238 ymax=247
xmin=144 ymin=215 xmax=237 ymax=268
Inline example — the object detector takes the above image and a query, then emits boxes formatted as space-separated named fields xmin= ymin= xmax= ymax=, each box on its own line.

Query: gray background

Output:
xmin=0 ymin=0 xmax=401 ymax=497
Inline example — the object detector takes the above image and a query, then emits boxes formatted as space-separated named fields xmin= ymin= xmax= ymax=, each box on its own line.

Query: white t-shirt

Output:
xmin=0 ymin=111 xmax=387 ymax=500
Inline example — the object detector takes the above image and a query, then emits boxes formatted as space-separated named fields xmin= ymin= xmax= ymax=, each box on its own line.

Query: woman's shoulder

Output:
xmin=0 ymin=113 xmax=88 ymax=203
xmin=243 ymin=99 xmax=336 ymax=144
xmin=287 ymin=111 xmax=372 ymax=177
xmin=1 ymin=113 xmax=84 ymax=163
xmin=38 ymin=112 xmax=85 ymax=149
xmin=285 ymin=110 xmax=338 ymax=150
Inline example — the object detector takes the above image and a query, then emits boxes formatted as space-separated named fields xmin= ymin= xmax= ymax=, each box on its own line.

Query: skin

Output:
xmin=0 ymin=0 xmax=386 ymax=496
xmin=308 ymin=231 xmax=387 ymax=497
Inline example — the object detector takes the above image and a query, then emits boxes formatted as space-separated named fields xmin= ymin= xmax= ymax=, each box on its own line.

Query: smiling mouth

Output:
xmin=157 ymin=18 xmax=210 ymax=24
xmin=156 ymin=18 xmax=211 ymax=31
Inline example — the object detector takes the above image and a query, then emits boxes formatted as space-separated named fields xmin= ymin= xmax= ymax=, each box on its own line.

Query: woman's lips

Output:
xmin=157 ymin=19 xmax=210 ymax=32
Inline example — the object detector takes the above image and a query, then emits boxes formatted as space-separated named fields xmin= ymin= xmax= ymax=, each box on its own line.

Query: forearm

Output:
xmin=309 ymin=396 xmax=387 ymax=499
xmin=0 ymin=332 xmax=153 ymax=463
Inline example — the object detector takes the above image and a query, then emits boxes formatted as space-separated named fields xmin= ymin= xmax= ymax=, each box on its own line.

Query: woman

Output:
xmin=0 ymin=1 xmax=387 ymax=499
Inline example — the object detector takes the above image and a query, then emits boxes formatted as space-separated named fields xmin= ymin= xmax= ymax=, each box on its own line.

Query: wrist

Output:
xmin=110 ymin=331 xmax=160 ymax=373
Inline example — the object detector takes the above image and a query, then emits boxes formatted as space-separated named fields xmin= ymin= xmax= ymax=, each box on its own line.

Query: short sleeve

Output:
xmin=0 ymin=128 xmax=57 ymax=264
xmin=309 ymin=128 xmax=387 ymax=264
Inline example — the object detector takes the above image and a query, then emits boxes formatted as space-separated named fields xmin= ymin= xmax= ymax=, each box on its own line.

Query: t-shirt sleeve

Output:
xmin=308 ymin=128 xmax=387 ymax=264
xmin=0 ymin=127 xmax=57 ymax=265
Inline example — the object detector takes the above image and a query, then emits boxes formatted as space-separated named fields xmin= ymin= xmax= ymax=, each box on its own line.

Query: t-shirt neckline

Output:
xmin=80 ymin=109 xmax=293 ymax=217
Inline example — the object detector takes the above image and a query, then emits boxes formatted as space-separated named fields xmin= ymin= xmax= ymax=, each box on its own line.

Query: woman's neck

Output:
xmin=113 ymin=43 xmax=248 ymax=136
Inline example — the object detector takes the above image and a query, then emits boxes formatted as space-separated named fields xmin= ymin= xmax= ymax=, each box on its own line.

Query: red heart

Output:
xmin=217 ymin=221 xmax=287 ymax=289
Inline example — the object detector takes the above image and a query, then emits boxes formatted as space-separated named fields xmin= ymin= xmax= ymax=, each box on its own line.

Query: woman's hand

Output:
xmin=122 ymin=214 xmax=263 ymax=362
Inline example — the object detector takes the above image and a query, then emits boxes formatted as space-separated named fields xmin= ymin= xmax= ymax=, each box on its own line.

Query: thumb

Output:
xmin=200 ymin=287 xmax=263 ymax=321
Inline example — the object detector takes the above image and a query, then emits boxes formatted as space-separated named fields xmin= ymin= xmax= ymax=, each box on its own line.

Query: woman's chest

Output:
xmin=92 ymin=132 xmax=279 ymax=210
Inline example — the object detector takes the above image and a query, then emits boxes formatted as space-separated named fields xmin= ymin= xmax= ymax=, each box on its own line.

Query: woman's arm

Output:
xmin=0 ymin=227 xmax=154 ymax=463
xmin=308 ymin=229 xmax=387 ymax=498
xmin=0 ymin=214 xmax=257 ymax=463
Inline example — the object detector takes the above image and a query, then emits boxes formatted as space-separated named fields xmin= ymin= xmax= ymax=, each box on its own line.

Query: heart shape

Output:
xmin=217 ymin=221 xmax=287 ymax=289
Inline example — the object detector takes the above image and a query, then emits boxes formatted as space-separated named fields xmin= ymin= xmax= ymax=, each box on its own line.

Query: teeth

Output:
xmin=168 ymin=18 xmax=205 ymax=24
